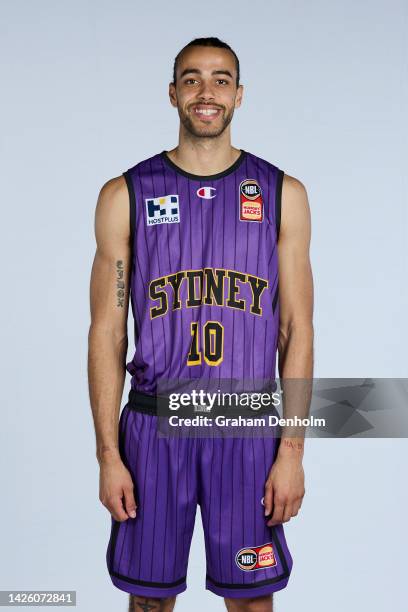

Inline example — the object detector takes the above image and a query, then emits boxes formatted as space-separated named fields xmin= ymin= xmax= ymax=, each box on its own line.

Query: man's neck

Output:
xmin=166 ymin=134 xmax=241 ymax=176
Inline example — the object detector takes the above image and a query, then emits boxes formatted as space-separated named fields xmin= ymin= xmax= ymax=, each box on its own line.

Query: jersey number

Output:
xmin=187 ymin=321 xmax=224 ymax=366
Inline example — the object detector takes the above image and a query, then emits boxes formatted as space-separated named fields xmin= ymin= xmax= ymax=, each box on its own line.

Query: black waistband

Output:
xmin=125 ymin=388 xmax=280 ymax=417
xmin=125 ymin=389 xmax=162 ymax=415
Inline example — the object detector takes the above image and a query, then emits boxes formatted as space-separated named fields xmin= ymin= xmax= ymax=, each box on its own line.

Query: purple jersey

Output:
xmin=124 ymin=149 xmax=283 ymax=401
xmin=106 ymin=150 xmax=294 ymax=600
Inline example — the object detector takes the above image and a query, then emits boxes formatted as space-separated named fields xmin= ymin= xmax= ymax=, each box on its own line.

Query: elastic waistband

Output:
xmin=125 ymin=388 xmax=280 ymax=417
xmin=125 ymin=389 xmax=161 ymax=415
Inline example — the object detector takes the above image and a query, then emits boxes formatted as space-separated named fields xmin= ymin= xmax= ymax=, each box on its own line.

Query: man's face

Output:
xmin=169 ymin=46 xmax=243 ymax=139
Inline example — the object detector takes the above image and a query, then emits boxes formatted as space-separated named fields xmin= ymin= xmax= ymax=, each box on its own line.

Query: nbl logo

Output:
xmin=235 ymin=543 xmax=277 ymax=571
xmin=241 ymin=182 xmax=261 ymax=199
xmin=239 ymin=179 xmax=263 ymax=223
xmin=145 ymin=194 xmax=180 ymax=226
xmin=236 ymin=549 xmax=257 ymax=570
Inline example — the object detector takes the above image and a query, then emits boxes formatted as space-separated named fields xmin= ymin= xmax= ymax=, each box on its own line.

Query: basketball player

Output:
xmin=88 ymin=38 xmax=314 ymax=612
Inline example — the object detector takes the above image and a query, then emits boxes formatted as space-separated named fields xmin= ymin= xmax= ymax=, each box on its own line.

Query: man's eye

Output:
xmin=217 ymin=79 xmax=229 ymax=85
xmin=185 ymin=79 xmax=198 ymax=85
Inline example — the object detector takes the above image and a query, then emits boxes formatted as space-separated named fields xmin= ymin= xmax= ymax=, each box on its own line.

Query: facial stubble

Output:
xmin=177 ymin=104 xmax=235 ymax=139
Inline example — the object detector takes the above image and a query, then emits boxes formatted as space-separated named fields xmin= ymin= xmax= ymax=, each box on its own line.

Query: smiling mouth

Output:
xmin=192 ymin=105 xmax=223 ymax=120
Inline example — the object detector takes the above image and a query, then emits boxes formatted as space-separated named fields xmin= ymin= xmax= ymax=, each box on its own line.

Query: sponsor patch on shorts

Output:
xmin=235 ymin=543 xmax=277 ymax=571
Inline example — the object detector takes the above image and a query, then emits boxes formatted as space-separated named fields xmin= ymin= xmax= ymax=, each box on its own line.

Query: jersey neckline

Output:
xmin=160 ymin=148 xmax=246 ymax=181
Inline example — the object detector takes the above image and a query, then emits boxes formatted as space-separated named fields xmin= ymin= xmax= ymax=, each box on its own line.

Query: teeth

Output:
xmin=195 ymin=108 xmax=219 ymax=115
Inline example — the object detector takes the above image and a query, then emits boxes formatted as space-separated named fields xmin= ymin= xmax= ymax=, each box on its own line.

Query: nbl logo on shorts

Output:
xmin=236 ymin=549 xmax=258 ymax=570
xmin=235 ymin=543 xmax=277 ymax=571
xmin=145 ymin=194 xmax=180 ymax=226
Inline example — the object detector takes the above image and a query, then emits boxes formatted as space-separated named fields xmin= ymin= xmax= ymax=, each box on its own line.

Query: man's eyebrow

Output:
xmin=179 ymin=68 xmax=201 ymax=79
xmin=212 ymin=69 xmax=233 ymax=78
xmin=179 ymin=68 xmax=234 ymax=79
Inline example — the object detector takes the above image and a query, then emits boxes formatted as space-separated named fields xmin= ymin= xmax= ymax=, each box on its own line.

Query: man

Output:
xmin=88 ymin=37 xmax=313 ymax=612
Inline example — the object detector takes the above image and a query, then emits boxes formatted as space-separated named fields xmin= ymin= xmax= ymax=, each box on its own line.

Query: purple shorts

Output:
xmin=106 ymin=407 xmax=293 ymax=599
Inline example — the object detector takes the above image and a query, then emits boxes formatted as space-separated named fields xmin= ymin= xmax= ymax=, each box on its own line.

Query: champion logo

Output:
xmin=197 ymin=186 xmax=216 ymax=199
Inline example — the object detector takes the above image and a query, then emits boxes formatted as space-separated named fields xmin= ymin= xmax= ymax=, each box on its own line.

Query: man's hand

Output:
xmin=263 ymin=442 xmax=305 ymax=527
xmin=99 ymin=454 xmax=137 ymax=522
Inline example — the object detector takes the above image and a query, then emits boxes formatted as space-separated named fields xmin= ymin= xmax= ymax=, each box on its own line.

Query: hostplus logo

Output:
xmin=145 ymin=194 xmax=180 ymax=226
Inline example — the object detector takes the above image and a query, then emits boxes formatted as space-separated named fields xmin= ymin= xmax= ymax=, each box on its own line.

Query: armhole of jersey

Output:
xmin=275 ymin=169 xmax=284 ymax=241
xmin=123 ymin=170 xmax=136 ymax=251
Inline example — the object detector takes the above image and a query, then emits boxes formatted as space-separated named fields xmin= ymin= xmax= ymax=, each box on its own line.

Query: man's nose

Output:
xmin=197 ymin=81 xmax=215 ymax=100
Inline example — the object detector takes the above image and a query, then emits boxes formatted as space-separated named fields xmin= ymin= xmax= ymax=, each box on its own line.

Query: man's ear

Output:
xmin=169 ymin=82 xmax=178 ymax=108
xmin=235 ymin=84 xmax=244 ymax=108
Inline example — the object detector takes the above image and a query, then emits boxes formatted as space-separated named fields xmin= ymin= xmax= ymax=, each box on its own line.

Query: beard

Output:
xmin=178 ymin=103 xmax=235 ymax=138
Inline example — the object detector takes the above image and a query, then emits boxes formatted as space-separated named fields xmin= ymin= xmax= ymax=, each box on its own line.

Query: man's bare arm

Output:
xmin=277 ymin=173 xmax=314 ymax=455
xmin=88 ymin=176 xmax=136 ymax=521
xmin=277 ymin=174 xmax=314 ymax=378
xmin=264 ymin=174 xmax=314 ymax=526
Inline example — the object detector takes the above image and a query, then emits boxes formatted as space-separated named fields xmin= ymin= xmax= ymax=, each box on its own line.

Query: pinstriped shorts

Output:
xmin=106 ymin=406 xmax=293 ymax=599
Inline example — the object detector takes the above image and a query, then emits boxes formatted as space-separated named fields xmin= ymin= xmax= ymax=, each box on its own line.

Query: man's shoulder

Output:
xmin=98 ymin=175 xmax=128 ymax=202
xmin=95 ymin=175 xmax=129 ymax=229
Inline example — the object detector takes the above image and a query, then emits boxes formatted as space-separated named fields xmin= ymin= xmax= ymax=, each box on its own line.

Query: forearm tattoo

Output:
xmin=282 ymin=439 xmax=304 ymax=451
xmin=116 ymin=259 xmax=125 ymax=307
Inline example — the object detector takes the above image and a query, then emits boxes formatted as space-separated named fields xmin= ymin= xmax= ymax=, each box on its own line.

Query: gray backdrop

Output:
xmin=1 ymin=0 xmax=407 ymax=610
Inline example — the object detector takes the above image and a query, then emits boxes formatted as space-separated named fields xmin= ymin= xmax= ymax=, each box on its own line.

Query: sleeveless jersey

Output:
xmin=123 ymin=149 xmax=283 ymax=408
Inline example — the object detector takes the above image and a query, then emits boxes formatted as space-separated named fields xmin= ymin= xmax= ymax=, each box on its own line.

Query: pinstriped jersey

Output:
xmin=123 ymin=149 xmax=283 ymax=396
